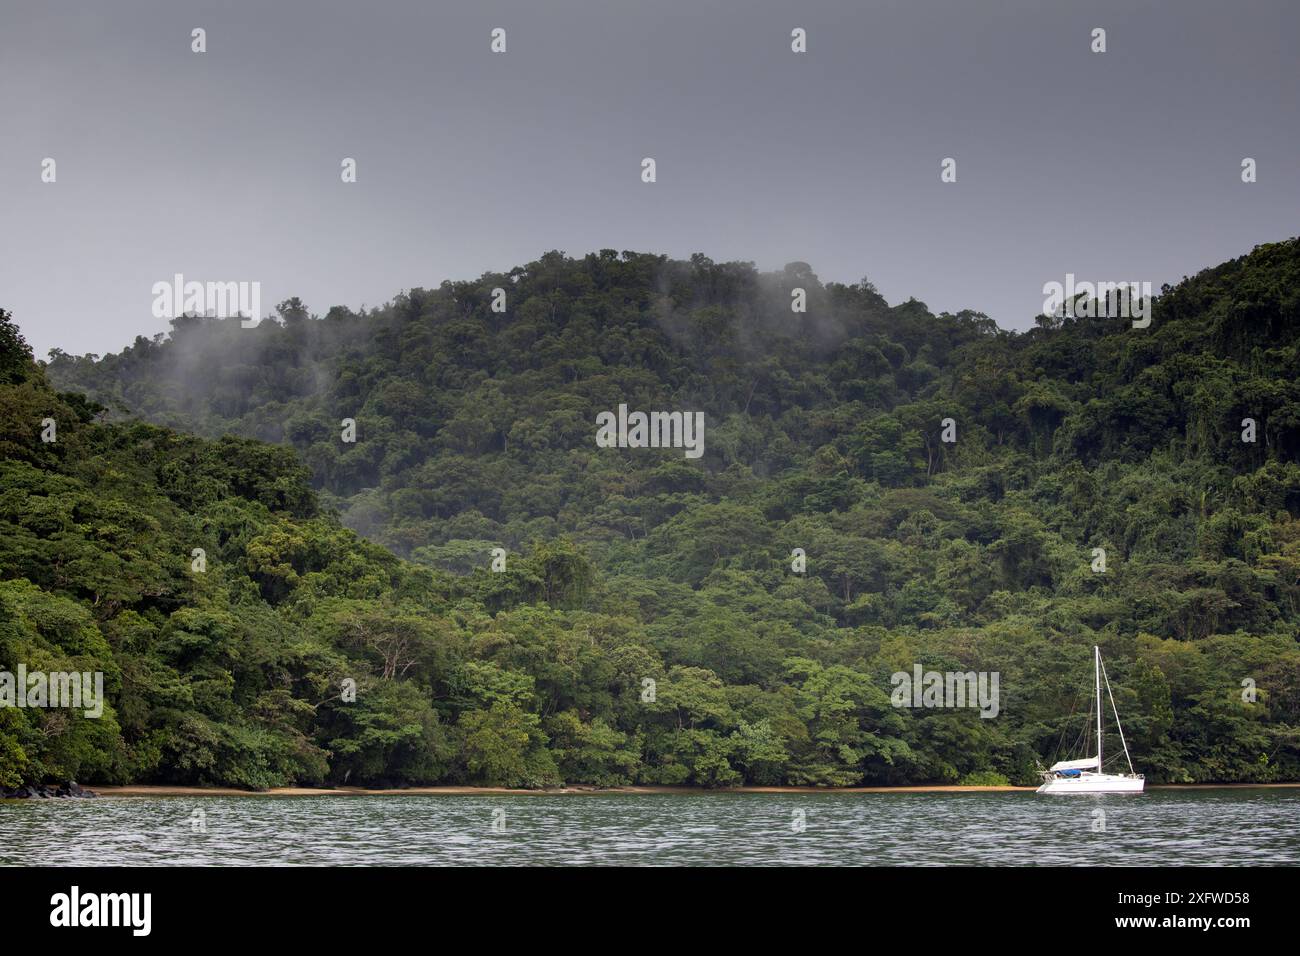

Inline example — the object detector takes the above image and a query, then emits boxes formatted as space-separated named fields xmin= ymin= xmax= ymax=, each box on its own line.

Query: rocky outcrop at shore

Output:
xmin=1 ymin=781 xmax=98 ymax=799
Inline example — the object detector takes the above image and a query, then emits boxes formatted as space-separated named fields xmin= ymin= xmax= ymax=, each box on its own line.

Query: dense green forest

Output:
xmin=4 ymin=239 xmax=1299 ymax=790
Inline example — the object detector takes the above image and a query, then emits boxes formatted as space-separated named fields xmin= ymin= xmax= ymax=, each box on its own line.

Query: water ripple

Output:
xmin=1 ymin=790 xmax=1296 ymax=866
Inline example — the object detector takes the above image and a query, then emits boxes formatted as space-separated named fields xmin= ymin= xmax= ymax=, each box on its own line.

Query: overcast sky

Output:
xmin=2 ymin=0 xmax=1297 ymax=359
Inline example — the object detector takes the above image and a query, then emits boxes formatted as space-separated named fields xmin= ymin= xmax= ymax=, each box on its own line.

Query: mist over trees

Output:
xmin=5 ymin=240 xmax=1299 ymax=789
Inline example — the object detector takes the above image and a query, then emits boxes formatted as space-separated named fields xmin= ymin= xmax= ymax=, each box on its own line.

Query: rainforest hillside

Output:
xmin=7 ymin=240 xmax=1300 ymax=788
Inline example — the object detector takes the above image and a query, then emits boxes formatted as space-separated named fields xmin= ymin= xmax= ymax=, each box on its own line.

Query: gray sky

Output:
xmin=2 ymin=0 xmax=1297 ymax=359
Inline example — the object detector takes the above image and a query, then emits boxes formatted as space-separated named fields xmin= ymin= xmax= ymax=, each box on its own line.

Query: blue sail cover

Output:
xmin=1058 ymin=768 xmax=1082 ymax=777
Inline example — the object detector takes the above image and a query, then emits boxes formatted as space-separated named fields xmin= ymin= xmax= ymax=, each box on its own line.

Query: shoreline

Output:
xmin=68 ymin=781 xmax=1300 ymax=798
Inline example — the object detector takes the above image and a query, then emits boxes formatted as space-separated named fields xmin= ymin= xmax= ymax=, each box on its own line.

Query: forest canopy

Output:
xmin=3 ymin=239 xmax=1298 ymax=789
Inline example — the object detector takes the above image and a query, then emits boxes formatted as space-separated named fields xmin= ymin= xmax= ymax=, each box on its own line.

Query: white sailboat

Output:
xmin=1036 ymin=646 xmax=1145 ymax=794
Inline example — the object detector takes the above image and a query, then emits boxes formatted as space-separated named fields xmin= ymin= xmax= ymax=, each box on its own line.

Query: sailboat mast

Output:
xmin=1095 ymin=645 xmax=1103 ymax=772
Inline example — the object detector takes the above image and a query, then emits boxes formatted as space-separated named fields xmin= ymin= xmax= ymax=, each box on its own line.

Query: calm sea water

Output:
xmin=2 ymin=789 xmax=1296 ymax=866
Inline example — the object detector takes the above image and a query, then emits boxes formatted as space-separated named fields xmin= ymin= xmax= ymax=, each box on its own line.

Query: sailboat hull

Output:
xmin=1036 ymin=774 xmax=1145 ymax=794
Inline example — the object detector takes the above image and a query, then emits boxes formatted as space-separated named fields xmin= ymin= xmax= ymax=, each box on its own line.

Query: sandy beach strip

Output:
xmin=79 ymin=781 xmax=1300 ymax=798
